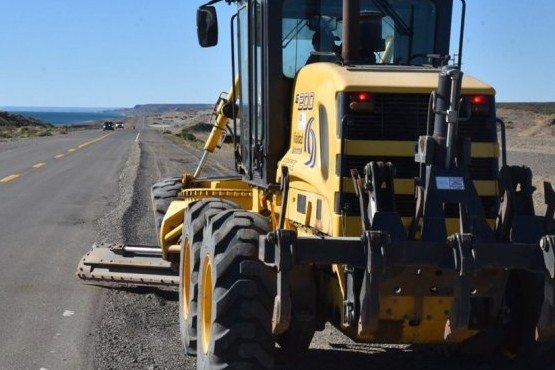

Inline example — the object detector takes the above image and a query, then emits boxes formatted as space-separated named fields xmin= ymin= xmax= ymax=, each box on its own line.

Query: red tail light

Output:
xmin=350 ymin=92 xmax=373 ymax=102
xmin=470 ymin=95 xmax=488 ymax=105
xmin=349 ymin=92 xmax=374 ymax=113
xmin=468 ymin=94 xmax=491 ymax=115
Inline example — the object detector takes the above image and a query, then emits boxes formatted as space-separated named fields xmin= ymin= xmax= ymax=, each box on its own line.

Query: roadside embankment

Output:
xmin=0 ymin=110 xmax=103 ymax=140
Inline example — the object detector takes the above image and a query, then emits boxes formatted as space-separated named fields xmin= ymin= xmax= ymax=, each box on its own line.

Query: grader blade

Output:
xmin=76 ymin=243 xmax=178 ymax=286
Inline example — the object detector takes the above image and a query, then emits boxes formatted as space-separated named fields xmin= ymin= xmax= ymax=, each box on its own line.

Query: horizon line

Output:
xmin=1 ymin=103 xmax=213 ymax=111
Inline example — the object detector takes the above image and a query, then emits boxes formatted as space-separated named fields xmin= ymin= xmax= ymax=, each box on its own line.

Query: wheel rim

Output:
xmin=201 ymin=255 xmax=213 ymax=354
xmin=181 ymin=239 xmax=191 ymax=319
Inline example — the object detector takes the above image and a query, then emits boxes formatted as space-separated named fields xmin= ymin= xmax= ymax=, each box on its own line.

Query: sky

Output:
xmin=1 ymin=0 xmax=554 ymax=108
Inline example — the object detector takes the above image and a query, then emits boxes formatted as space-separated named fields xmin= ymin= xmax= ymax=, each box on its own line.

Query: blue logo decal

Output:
xmin=304 ymin=117 xmax=316 ymax=168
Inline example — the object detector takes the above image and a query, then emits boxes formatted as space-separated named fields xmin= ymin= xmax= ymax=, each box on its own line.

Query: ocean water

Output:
xmin=5 ymin=109 xmax=125 ymax=126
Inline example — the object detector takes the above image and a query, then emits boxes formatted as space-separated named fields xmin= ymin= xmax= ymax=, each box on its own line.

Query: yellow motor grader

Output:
xmin=78 ymin=0 xmax=555 ymax=368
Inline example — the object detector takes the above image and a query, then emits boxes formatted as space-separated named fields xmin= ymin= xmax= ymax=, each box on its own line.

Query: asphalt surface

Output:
xmin=2 ymin=120 xmax=555 ymax=370
xmin=0 ymin=127 xmax=134 ymax=369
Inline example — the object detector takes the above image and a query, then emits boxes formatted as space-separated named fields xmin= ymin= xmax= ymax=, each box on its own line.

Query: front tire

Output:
xmin=179 ymin=198 xmax=239 ymax=355
xmin=151 ymin=177 xmax=182 ymax=244
xmin=197 ymin=210 xmax=275 ymax=369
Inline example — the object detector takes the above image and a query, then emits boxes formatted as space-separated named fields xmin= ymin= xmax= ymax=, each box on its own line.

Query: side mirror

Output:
xmin=197 ymin=6 xmax=218 ymax=47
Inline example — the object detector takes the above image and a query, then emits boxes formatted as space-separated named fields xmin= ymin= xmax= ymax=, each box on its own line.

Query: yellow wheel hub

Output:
xmin=201 ymin=255 xmax=213 ymax=353
xmin=181 ymin=239 xmax=191 ymax=319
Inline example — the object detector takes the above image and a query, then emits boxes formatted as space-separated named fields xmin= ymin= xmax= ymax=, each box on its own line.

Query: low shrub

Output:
xmin=179 ymin=128 xmax=197 ymax=142
xmin=37 ymin=130 xmax=53 ymax=137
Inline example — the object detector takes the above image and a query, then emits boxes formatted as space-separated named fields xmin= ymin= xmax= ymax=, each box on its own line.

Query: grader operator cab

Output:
xmin=78 ymin=0 xmax=555 ymax=368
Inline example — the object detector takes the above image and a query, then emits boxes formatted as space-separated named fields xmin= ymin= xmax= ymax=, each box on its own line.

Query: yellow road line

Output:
xmin=78 ymin=133 xmax=112 ymax=149
xmin=0 ymin=134 xmax=112 ymax=185
xmin=58 ymin=134 xmax=112 ymax=155
xmin=0 ymin=174 xmax=21 ymax=183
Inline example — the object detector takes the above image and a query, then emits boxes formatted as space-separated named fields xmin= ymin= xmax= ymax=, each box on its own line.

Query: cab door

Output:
xmin=237 ymin=0 xmax=264 ymax=181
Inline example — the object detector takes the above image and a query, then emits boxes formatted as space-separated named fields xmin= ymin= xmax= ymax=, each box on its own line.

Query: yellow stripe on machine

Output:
xmin=344 ymin=140 xmax=415 ymax=157
xmin=342 ymin=178 xmax=498 ymax=196
xmin=332 ymin=215 xmax=497 ymax=238
xmin=471 ymin=142 xmax=500 ymax=158
xmin=344 ymin=140 xmax=499 ymax=158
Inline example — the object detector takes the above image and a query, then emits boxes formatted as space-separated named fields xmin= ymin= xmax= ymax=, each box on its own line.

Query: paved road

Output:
xmin=0 ymin=127 xmax=137 ymax=370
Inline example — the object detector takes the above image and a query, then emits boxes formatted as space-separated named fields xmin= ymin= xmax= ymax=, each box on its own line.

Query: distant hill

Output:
xmin=497 ymin=102 xmax=555 ymax=115
xmin=110 ymin=104 xmax=213 ymax=115
xmin=0 ymin=111 xmax=52 ymax=128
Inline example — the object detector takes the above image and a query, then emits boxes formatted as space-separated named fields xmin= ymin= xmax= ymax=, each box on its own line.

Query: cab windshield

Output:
xmin=282 ymin=0 xmax=437 ymax=77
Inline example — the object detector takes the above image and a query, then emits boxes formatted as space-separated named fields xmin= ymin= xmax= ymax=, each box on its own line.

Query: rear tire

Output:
xmin=151 ymin=177 xmax=182 ymax=245
xmin=179 ymin=198 xmax=239 ymax=355
xmin=197 ymin=210 xmax=275 ymax=370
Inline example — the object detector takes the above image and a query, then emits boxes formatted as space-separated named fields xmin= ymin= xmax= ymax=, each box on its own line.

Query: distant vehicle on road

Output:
xmin=115 ymin=122 xmax=124 ymax=129
xmin=103 ymin=121 xmax=114 ymax=130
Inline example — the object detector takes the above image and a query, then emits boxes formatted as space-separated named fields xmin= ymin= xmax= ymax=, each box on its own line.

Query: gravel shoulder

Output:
xmin=90 ymin=116 xmax=234 ymax=370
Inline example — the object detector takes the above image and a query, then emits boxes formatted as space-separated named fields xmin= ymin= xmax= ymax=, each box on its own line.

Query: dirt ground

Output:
xmin=497 ymin=106 xmax=555 ymax=152
xmin=496 ymin=105 xmax=555 ymax=215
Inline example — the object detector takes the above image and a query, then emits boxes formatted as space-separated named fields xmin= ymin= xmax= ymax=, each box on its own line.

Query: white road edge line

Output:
xmin=135 ymin=132 xmax=141 ymax=142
